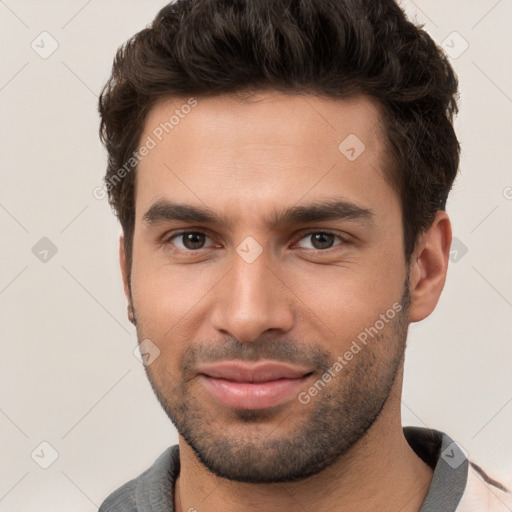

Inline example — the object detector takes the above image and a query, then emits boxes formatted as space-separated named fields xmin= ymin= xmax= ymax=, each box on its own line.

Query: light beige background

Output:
xmin=1 ymin=1 xmax=511 ymax=510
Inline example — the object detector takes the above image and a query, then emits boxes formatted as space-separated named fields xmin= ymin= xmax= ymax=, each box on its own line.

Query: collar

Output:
xmin=404 ymin=426 xmax=468 ymax=511
xmin=132 ymin=427 xmax=468 ymax=511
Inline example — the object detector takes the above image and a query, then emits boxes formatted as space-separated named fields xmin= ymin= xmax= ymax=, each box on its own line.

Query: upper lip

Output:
xmin=198 ymin=361 xmax=312 ymax=382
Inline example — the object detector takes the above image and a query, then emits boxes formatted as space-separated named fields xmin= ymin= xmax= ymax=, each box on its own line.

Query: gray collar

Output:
xmin=404 ymin=427 xmax=468 ymax=511
xmin=126 ymin=427 xmax=468 ymax=511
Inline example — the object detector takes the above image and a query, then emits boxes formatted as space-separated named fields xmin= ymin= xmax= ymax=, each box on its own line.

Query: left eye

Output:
xmin=296 ymin=232 xmax=343 ymax=250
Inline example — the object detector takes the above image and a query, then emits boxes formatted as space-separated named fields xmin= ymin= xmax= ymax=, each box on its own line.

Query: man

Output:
xmin=97 ymin=0 xmax=511 ymax=510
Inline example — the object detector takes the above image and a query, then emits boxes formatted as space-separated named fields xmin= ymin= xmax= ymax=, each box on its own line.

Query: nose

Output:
xmin=209 ymin=251 xmax=295 ymax=343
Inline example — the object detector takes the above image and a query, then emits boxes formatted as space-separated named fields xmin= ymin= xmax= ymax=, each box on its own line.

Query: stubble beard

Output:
xmin=136 ymin=283 xmax=410 ymax=483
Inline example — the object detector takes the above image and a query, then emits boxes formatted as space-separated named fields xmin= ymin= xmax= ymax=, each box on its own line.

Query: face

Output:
xmin=124 ymin=91 xmax=411 ymax=483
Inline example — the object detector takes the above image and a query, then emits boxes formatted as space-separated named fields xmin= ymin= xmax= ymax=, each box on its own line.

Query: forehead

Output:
xmin=141 ymin=90 xmax=385 ymax=157
xmin=135 ymin=91 xmax=395 ymax=221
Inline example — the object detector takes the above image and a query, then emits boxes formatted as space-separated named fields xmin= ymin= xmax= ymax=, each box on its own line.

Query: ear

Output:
xmin=408 ymin=211 xmax=452 ymax=323
xmin=119 ymin=235 xmax=135 ymax=324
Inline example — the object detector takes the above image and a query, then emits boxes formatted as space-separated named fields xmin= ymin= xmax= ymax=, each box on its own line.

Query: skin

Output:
xmin=119 ymin=91 xmax=452 ymax=512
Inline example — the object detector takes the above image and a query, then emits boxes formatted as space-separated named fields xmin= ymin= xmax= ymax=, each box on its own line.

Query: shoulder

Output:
xmin=99 ymin=478 xmax=138 ymax=512
xmin=98 ymin=445 xmax=180 ymax=512
xmin=456 ymin=461 xmax=512 ymax=512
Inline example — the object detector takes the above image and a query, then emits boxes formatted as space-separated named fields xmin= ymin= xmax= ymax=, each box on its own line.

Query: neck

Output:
xmin=174 ymin=365 xmax=433 ymax=512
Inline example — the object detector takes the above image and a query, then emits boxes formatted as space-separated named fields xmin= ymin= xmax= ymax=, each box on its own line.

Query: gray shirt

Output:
xmin=98 ymin=427 xmax=505 ymax=511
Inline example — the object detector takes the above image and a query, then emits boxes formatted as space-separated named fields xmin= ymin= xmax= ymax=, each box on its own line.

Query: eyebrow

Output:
xmin=142 ymin=199 xmax=374 ymax=229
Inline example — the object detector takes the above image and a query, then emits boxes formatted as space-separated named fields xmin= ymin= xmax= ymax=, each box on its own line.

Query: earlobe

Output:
xmin=408 ymin=211 xmax=452 ymax=323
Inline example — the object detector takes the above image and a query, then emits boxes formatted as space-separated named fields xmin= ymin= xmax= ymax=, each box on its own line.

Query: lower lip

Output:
xmin=200 ymin=374 xmax=311 ymax=410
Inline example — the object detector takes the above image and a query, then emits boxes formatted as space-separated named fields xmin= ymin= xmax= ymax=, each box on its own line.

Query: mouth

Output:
xmin=197 ymin=361 xmax=314 ymax=410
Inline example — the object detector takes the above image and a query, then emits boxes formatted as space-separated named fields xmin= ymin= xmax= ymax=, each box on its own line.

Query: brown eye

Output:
xmin=168 ymin=231 xmax=211 ymax=250
xmin=296 ymin=232 xmax=342 ymax=250
xmin=182 ymin=232 xmax=206 ymax=249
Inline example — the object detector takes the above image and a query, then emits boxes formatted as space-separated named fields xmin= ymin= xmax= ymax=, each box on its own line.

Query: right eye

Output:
xmin=163 ymin=231 xmax=217 ymax=251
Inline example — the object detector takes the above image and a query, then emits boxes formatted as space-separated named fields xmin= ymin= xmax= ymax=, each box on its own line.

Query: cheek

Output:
xmin=130 ymin=241 xmax=206 ymax=318
xmin=130 ymin=252 xmax=218 ymax=357
xmin=284 ymin=247 xmax=404 ymax=329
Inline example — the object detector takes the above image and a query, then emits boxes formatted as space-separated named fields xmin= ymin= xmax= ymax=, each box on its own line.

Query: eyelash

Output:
xmin=161 ymin=229 xmax=348 ymax=253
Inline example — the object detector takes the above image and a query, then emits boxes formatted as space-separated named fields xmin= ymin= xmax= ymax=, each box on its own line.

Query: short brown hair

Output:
xmin=99 ymin=0 xmax=460 ymax=272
